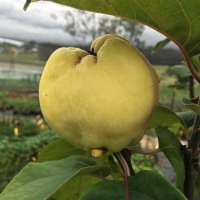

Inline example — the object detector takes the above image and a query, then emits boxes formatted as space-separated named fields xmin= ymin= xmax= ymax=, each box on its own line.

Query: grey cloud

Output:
xmin=0 ymin=1 xmax=64 ymax=30
xmin=0 ymin=0 xmax=177 ymax=48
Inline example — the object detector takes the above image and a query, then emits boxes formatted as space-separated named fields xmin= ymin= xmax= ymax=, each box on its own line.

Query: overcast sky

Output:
xmin=0 ymin=0 xmax=176 ymax=48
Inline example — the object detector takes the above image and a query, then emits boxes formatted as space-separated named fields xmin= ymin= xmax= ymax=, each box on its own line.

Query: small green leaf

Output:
xmin=176 ymin=111 xmax=196 ymax=128
xmin=107 ymin=155 xmax=123 ymax=180
xmin=172 ymin=65 xmax=191 ymax=78
xmin=149 ymin=106 xmax=181 ymax=128
xmin=0 ymin=155 xmax=111 ymax=200
xmin=37 ymin=139 xmax=108 ymax=167
xmin=152 ymin=38 xmax=170 ymax=54
xmin=156 ymin=126 xmax=185 ymax=192
xmin=168 ymin=83 xmax=187 ymax=89
xmin=79 ymin=171 xmax=187 ymax=200
xmin=191 ymin=55 xmax=200 ymax=73
xmin=182 ymin=97 xmax=200 ymax=115
xmin=37 ymin=139 xmax=86 ymax=162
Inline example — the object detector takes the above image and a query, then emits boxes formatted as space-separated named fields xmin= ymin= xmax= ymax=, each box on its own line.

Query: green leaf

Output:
xmin=152 ymin=38 xmax=170 ymax=54
xmin=107 ymin=155 xmax=124 ymax=181
xmin=149 ymin=106 xmax=181 ymax=128
xmin=191 ymin=55 xmax=200 ymax=73
xmin=37 ymin=138 xmax=109 ymax=167
xmin=0 ymin=155 xmax=111 ymax=200
xmin=182 ymin=97 xmax=200 ymax=115
xmin=168 ymin=83 xmax=187 ymax=89
xmin=51 ymin=176 xmax=103 ymax=200
xmin=37 ymin=139 xmax=86 ymax=162
xmin=176 ymin=111 xmax=196 ymax=128
xmin=156 ymin=126 xmax=185 ymax=192
xmin=23 ymin=0 xmax=31 ymax=10
xmin=79 ymin=170 xmax=187 ymax=200
xmin=24 ymin=0 xmax=200 ymax=58
xmin=172 ymin=65 xmax=191 ymax=78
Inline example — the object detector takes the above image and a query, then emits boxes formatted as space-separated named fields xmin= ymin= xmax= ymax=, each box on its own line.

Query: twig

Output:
xmin=129 ymin=145 xmax=174 ymax=156
xmin=189 ymin=76 xmax=195 ymax=99
xmin=114 ymin=149 xmax=136 ymax=200
xmin=120 ymin=148 xmax=136 ymax=176
xmin=114 ymin=152 xmax=131 ymax=177
xmin=114 ymin=151 xmax=130 ymax=200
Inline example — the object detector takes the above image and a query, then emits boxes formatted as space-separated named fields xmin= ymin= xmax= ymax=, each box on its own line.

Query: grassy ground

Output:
xmin=0 ymin=53 xmax=45 ymax=66
xmin=0 ymin=79 xmax=39 ymax=93
xmin=154 ymin=65 xmax=199 ymax=111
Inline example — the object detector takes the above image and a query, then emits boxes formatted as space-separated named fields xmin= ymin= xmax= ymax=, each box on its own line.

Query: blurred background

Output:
xmin=0 ymin=0 xmax=198 ymax=192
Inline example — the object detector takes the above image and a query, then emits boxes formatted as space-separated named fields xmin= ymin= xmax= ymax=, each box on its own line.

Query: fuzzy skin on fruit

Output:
xmin=39 ymin=34 xmax=159 ymax=153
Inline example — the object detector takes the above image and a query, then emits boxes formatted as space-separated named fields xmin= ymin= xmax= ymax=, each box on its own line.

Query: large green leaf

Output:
xmin=156 ymin=126 xmax=185 ymax=192
xmin=149 ymin=106 xmax=181 ymax=128
xmin=150 ymin=106 xmax=195 ymax=129
xmin=37 ymin=138 xmax=109 ymax=167
xmin=37 ymin=139 xmax=86 ymax=162
xmin=51 ymin=176 xmax=103 ymax=200
xmin=182 ymin=97 xmax=200 ymax=115
xmin=79 ymin=170 xmax=187 ymax=200
xmin=0 ymin=155 xmax=111 ymax=200
xmin=24 ymin=0 xmax=200 ymax=58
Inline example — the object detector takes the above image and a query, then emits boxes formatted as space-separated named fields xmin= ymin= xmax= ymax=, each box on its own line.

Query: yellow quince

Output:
xmin=39 ymin=34 xmax=159 ymax=153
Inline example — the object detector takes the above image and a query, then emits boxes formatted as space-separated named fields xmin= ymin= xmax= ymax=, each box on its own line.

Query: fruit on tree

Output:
xmin=39 ymin=34 xmax=159 ymax=154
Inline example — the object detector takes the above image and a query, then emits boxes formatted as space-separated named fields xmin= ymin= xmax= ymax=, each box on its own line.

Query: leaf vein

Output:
xmin=176 ymin=0 xmax=191 ymax=47
xmin=134 ymin=0 xmax=163 ymax=31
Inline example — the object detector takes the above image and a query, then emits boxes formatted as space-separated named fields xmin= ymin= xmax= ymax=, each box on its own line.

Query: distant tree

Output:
xmin=37 ymin=43 xmax=60 ymax=61
xmin=21 ymin=40 xmax=37 ymax=52
xmin=0 ymin=42 xmax=18 ymax=53
xmin=64 ymin=9 xmax=144 ymax=48
xmin=139 ymin=46 xmax=183 ymax=65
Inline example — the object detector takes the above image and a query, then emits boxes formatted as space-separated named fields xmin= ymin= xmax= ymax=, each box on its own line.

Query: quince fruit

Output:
xmin=39 ymin=34 xmax=159 ymax=153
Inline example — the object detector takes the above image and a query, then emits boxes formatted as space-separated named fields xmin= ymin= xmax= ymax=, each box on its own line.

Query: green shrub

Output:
xmin=0 ymin=115 xmax=60 ymax=192
xmin=0 ymin=92 xmax=41 ymax=115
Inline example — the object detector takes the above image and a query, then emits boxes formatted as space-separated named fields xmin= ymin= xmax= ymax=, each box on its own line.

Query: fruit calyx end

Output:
xmin=87 ymin=48 xmax=97 ymax=56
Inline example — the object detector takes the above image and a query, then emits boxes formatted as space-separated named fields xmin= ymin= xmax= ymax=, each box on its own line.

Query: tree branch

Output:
xmin=189 ymin=76 xmax=195 ymax=99
xmin=189 ymin=97 xmax=200 ymax=158
xmin=183 ymin=97 xmax=200 ymax=199
xmin=189 ymin=128 xmax=200 ymax=158
xmin=183 ymin=147 xmax=197 ymax=200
